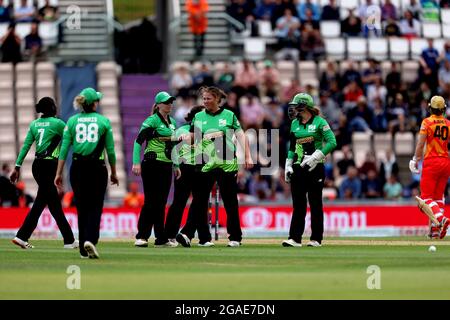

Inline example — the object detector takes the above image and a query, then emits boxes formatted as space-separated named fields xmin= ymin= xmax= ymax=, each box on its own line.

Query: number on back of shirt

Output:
xmin=75 ymin=123 xmax=98 ymax=143
xmin=433 ymin=125 xmax=449 ymax=141
xmin=37 ymin=128 xmax=45 ymax=146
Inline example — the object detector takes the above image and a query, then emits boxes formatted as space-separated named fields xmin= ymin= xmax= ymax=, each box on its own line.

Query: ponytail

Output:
xmin=73 ymin=95 xmax=96 ymax=113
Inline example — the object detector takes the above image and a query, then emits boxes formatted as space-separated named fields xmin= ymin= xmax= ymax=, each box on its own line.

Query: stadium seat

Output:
xmin=381 ymin=61 xmax=393 ymax=81
xmin=352 ymin=132 xmax=372 ymax=157
xmin=324 ymin=38 xmax=346 ymax=60
xmin=394 ymin=132 xmax=414 ymax=155
xmin=441 ymin=9 xmax=450 ymax=24
xmin=389 ymin=37 xmax=409 ymax=61
xmin=339 ymin=60 xmax=360 ymax=73
xmin=443 ymin=25 xmax=450 ymax=38
xmin=402 ymin=60 xmax=420 ymax=83
xmin=36 ymin=62 xmax=55 ymax=101
xmin=433 ymin=38 xmax=446 ymax=53
xmin=422 ymin=23 xmax=442 ymax=38
xmin=373 ymin=133 xmax=393 ymax=160
xmin=298 ymin=61 xmax=318 ymax=88
xmin=368 ymin=38 xmax=388 ymax=60
xmin=258 ymin=20 xmax=274 ymax=38
xmin=320 ymin=21 xmax=341 ymax=38
xmin=340 ymin=0 xmax=359 ymax=10
xmin=276 ymin=60 xmax=296 ymax=85
xmin=244 ymin=38 xmax=266 ymax=61
xmin=319 ymin=0 xmax=330 ymax=5
xmin=410 ymin=38 xmax=428 ymax=60
xmin=347 ymin=38 xmax=367 ymax=60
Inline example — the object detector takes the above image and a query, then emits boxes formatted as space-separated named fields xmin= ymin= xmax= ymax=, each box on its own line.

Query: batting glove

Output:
xmin=409 ymin=156 xmax=420 ymax=174
xmin=301 ymin=150 xmax=325 ymax=172
xmin=285 ymin=159 xmax=294 ymax=184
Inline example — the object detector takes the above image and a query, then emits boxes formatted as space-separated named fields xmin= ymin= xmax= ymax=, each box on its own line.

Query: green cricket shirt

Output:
xmin=173 ymin=123 xmax=195 ymax=166
xmin=191 ymin=108 xmax=242 ymax=172
xmin=15 ymin=116 xmax=66 ymax=167
xmin=288 ymin=115 xmax=337 ymax=164
xmin=133 ymin=112 xmax=177 ymax=164
xmin=59 ymin=112 xmax=116 ymax=165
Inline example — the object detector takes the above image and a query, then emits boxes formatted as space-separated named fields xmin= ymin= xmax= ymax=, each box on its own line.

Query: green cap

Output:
xmin=80 ymin=88 xmax=103 ymax=105
xmin=289 ymin=93 xmax=314 ymax=108
xmin=264 ymin=59 xmax=273 ymax=67
xmin=155 ymin=91 xmax=176 ymax=104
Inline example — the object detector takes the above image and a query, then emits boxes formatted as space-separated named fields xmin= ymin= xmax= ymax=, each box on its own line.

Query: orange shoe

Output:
xmin=439 ymin=217 xmax=450 ymax=239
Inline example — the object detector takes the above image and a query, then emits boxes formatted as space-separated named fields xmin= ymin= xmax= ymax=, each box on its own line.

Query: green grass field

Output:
xmin=114 ymin=0 xmax=156 ymax=23
xmin=1 ymin=238 xmax=450 ymax=300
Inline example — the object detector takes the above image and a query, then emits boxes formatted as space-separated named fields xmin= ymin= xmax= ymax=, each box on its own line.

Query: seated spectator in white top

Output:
xmin=0 ymin=0 xmax=11 ymax=22
xmin=399 ymin=10 xmax=421 ymax=38
xmin=405 ymin=0 xmax=422 ymax=19
xmin=297 ymin=0 xmax=320 ymax=22
xmin=14 ymin=0 xmax=35 ymax=23
xmin=367 ymin=78 xmax=387 ymax=109
xmin=170 ymin=64 xmax=193 ymax=97
xmin=38 ymin=0 xmax=58 ymax=22
xmin=275 ymin=8 xmax=300 ymax=39
xmin=321 ymin=0 xmax=340 ymax=20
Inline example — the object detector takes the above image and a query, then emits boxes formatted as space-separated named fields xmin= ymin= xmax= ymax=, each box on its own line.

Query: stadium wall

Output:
xmin=0 ymin=203 xmax=431 ymax=238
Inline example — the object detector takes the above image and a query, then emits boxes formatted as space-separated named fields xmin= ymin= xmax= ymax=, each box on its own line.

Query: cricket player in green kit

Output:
xmin=55 ymin=88 xmax=119 ymax=259
xmin=176 ymin=86 xmax=253 ymax=248
xmin=282 ymin=93 xmax=336 ymax=248
xmin=10 ymin=97 xmax=77 ymax=250
xmin=132 ymin=91 xmax=181 ymax=248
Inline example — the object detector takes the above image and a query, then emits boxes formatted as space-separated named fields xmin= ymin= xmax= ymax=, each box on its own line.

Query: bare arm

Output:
xmin=236 ymin=130 xmax=253 ymax=170
xmin=413 ymin=133 xmax=426 ymax=161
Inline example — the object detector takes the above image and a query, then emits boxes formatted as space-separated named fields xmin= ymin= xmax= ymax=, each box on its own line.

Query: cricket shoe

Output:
xmin=440 ymin=217 xmax=450 ymax=239
xmin=306 ymin=240 xmax=322 ymax=247
xmin=64 ymin=240 xmax=79 ymax=249
xmin=282 ymin=239 xmax=302 ymax=247
xmin=84 ymin=241 xmax=100 ymax=259
xmin=227 ymin=241 xmax=241 ymax=247
xmin=176 ymin=233 xmax=191 ymax=247
xmin=198 ymin=241 xmax=215 ymax=247
xmin=154 ymin=241 xmax=178 ymax=248
xmin=12 ymin=237 xmax=34 ymax=249
xmin=428 ymin=223 xmax=440 ymax=239
xmin=134 ymin=239 xmax=149 ymax=247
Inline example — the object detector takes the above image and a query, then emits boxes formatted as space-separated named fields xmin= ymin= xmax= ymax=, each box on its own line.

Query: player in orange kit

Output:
xmin=409 ymin=96 xmax=450 ymax=239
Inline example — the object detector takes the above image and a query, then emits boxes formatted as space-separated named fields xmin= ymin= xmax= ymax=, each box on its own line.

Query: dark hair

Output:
xmin=35 ymin=97 xmax=57 ymax=117
xmin=185 ymin=105 xmax=204 ymax=122
xmin=429 ymin=107 xmax=444 ymax=116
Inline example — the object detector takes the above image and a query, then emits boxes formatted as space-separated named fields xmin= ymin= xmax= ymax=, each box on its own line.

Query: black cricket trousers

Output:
xmin=289 ymin=163 xmax=325 ymax=244
xmin=70 ymin=160 xmax=107 ymax=256
xmin=180 ymin=168 xmax=242 ymax=243
xmin=16 ymin=159 xmax=75 ymax=244
xmin=165 ymin=163 xmax=196 ymax=239
xmin=136 ymin=159 xmax=172 ymax=244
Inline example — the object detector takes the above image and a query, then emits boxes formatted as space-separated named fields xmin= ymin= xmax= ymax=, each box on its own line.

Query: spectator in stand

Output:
xmin=301 ymin=8 xmax=320 ymax=30
xmin=439 ymin=59 xmax=450 ymax=95
xmin=321 ymin=0 xmax=340 ymax=20
xmin=0 ymin=0 xmax=11 ymax=22
xmin=274 ymin=25 xmax=301 ymax=60
xmin=254 ymin=0 xmax=277 ymax=21
xmin=259 ymin=60 xmax=280 ymax=98
xmin=297 ymin=0 xmax=320 ymax=22
xmin=343 ymin=80 xmax=364 ymax=111
xmin=173 ymin=95 xmax=195 ymax=126
xmin=62 ymin=190 xmax=75 ymax=208
xmin=320 ymin=61 xmax=341 ymax=92
xmin=123 ymin=182 xmax=145 ymax=208
xmin=216 ymin=62 xmax=235 ymax=93
xmin=328 ymin=79 xmax=344 ymax=105
xmin=383 ymin=175 xmax=403 ymax=199
xmin=263 ymin=97 xmax=284 ymax=129
xmin=38 ymin=0 xmax=58 ymax=22
xmin=227 ymin=0 xmax=256 ymax=33
xmin=233 ymin=59 xmax=259 ymax=98
xmin=385 ymin=62 xmax=402 ymax=97
xmin=15 ymin=181 xmax=34 ymax=208
xmin=223 ymin=91 xmax=240 ymax=118
xmin=191 ymin=63 xmax=214 ymax=91
xmin=336 ymin=145 xmax=356 ymax=176
xmin=300 ymin=25 xmax=325 ymax=60
xmin=387 ymin=93 xmax=409 ymax=133
xmin=367 ymin=77 xmax=387 ymax=109
xmin=362 ymin=169 xmax=382 ymax=198
xmin=442 ymin=0 xmax=450 ymax=7
xmin=399 ymin=10 xmax=421 ymax=38
xmin=358 ymin=151 xmax=378 ymax=178
xmin=170 ymin=64 xmax=193 ymax=98
xmin=347 ymin=96 xmax=374 ymax=133
xmin=281 ymin=78 xmax=303 ymax=103
xmin=381 ymin=0 xmax=397 ymax=20
xmin=186 ymin=0 xmax=209 ymax=57
xmin=239 ymin=94 xmax=265 ymax=129
xmin=24 ymin=21 xmax=43 ymax=60
xmin=384 ymin=17 xmax=401 ymax=36
xmin=274 ymin=8 xmax=300 ymax=47
xmin=335 ymin=113 xmax=352 ymax=148
xmin=0 ymin=163 xmax=18 ymax=207
xmin=440 ymin=41 xmax=450 ymax=64
xmin=341 ymin=60 xmax=362 ymax=89
xmin=319 ymin=91 xmax=341 ymax=131
xmin=14 ymin=0 xmax=35 ymax=23
xmin=362 ymin=58 xmax=382 ymax=91
xmin=341 ymin=9 xmax=362 ymax=37
xmin=379 ymin=149 xmax=399 ymax=186
xmin=0 ymin=22 xmax=22 ymax=64
xmin=419 ymin=38 xmax=440 ymax=90
xmin=371 ymin=97 xmax=388 ymax=132
xmin=405 ymin=0 xmax=422 ymax=19
xmin=271 ymin=0 xmax=298 ymax=28
xmin=339 ymin=166 xmax=362 ymax=199
xmin=249 ymin=172 xmax=271 ymax=200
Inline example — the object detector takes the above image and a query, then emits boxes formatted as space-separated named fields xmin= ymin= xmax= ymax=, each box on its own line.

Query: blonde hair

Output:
xmin=73 ymin=95 xmax=95 ymax=112
xmin=198 ymin=86 xmax=227 ymax=106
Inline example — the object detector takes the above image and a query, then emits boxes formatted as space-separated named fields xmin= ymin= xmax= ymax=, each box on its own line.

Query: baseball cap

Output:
xmin=80 ymin=88 xmax=103 ymax=105
xmin=429 ymin=95 xmax=447 ymax=109
xmin=288 ymin=93 xmax=314 ymax=108
xmin=155 ymin=91 xmax=176 ymax=104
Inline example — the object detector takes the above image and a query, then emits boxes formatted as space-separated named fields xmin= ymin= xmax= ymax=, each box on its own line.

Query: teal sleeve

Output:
xmin=15 ymin=126 xmax=34 ymax=167
xmin=133 ymin=141 xmax=142 ymax=165
xmin=320 ymin=121 xmax=337 ymax=156
xmin=105 ymin=124 xmax=116 ymax=166
xmin=59 ymin=124 xmax=72 ymax=161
